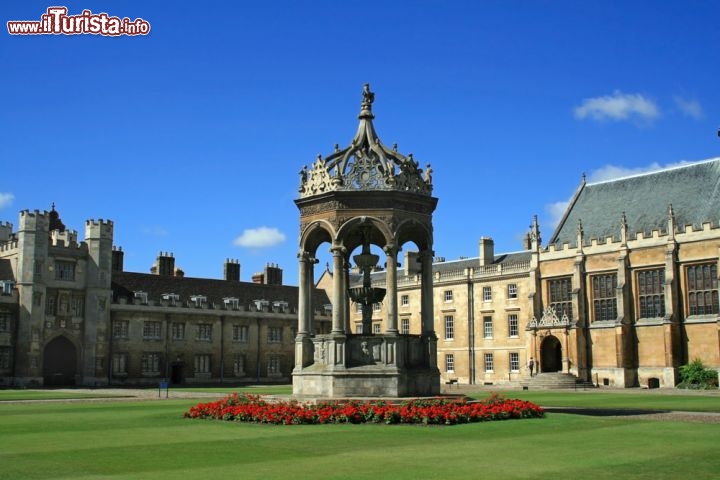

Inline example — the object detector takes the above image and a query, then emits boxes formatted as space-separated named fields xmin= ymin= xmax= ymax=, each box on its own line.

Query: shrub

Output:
xmin=678 ymin=359 xmax=718 ymax=390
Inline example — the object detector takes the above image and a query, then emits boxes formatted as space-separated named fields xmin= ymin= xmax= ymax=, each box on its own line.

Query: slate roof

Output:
xmin=111 ymin=272 xmax=330 ymax=310
xmin=549 ymin=159 xmax=720 ymax=247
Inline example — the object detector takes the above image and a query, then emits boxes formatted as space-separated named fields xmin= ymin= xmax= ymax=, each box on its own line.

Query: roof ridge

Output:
xmin=586 ymin=157 xmax=720 ymax=186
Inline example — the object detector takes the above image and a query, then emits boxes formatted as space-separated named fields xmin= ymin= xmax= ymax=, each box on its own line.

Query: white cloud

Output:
xmin=143 ymin=226 xmax=168 ymax=236
xmin=673 ymin=96 xmax=704 ymax=119
xmin=233 ymin=226 xmax=286 ymax=248
xmin=574 ymin=90 xmax=659 ymax=123
xmin=0 ymin=192 xmax=14 ymax=209
xmin=545 ymin=201 xmax=569 ymax=232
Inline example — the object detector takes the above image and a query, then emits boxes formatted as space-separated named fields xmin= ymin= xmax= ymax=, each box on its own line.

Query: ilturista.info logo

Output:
xmin=7 ymin=7 xmax=150 ymax=36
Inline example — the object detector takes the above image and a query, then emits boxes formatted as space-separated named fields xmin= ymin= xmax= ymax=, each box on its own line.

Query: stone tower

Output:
xmin=293 ymin=84 xmax=440 ymax=398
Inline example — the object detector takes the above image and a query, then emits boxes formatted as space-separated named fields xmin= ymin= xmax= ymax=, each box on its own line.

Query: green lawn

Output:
xmin=0 ymin=390 xmax=130 ymax=401
xmin=0 ymin=395 xmax=719 ymax=479
xmin=470 ymin=390 xmax=720 ymax=412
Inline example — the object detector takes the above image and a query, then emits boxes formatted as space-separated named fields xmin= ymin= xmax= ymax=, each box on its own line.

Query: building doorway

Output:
xmin=170 ymin=361 xmax=184 ymax=384
xmin=43 ymin=336 xmax=77 ymax=386
xmin=540 ymin=335 xmax=562 ymax=373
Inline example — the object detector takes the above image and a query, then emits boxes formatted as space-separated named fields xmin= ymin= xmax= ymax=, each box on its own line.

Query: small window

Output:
xmin=401 ymin=318 xmax=410 ymax=334
xmin=195 ymin=354 xmax=211 ymax=374
xmin=112 ymin=352 xmax=128 ymax=375
xmin=171 ymin=322 xmax=185 ymax=340
xmin=483 ymin=316 xmax=493 ymax=339
xmin=0 ymin=312 xmax=10 ymax=333
xmin=355 ymin=324 xmax=362 ymax=334
xmin=444 ymin=315 xmax=454 ymax=340
xmin=196 ymin=324 xmax=212 ymax=341
xmin=509 ymin=352 xmax=520 ymax=372
xmin=483 ymin=286 xmax=492 ymax=302
xmin=46 ymin=296 xmax=56 ymax=316
xmin=268 ymin=355 xmax=281 ymax=375
xmin=233 ymin=324 xmax=248 ymax=343
xmin=142 ymin=321 xmax=161 ymax=340
xmin=401 ymin=295 xmax=409 ymax=307
xmin=0 ymin=280 xmax=14 ymax=295
xmin=112 ymin=320 xmax=129 ymax=339
xmin=508 ymin=283 xmax=518 ymax=300
xmin=134 ymin=291 xmax=148 ymax=304
xmin=484 ymin=353 xmax=494 ymax=372
xmin=373 ymin=303 xmax=381 ymax=312
xmin=445 ymin=353 xmax=455 ymax=373
xmin=141 ymin=352 xmax=161 ymax=375
xmin=373 ymin=323 xmax=381 ymax=334
xmin=444 ymin=290 xmax=453 ymax=302
xmin=508 ymin=314 xmax=519 ymax=337
xmin=233 ymin=354 xmax=245 ymax=376
xmin=70 ymin=296 xmax=84 ymax=317
xmin=267 ymin=326 xmax=282 ymax=343
xmin=355 ymin=303 xmax=363 ymax=313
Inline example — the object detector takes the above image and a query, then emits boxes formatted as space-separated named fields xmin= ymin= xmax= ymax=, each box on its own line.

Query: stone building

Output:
xmin=0 ymin=206 xmax=330 ymax=387
xmin=319 ymin=159 xmax=720 ymax=388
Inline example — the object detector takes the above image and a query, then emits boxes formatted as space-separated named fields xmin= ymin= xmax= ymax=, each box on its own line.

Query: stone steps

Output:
xmin=521 ymin=372 xmax=595 ymax=390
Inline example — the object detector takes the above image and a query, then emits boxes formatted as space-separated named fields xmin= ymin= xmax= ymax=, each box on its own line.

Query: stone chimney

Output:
xmin=264 ymin=263 xmax=283 ymax=285
xmin=112 ymin=246 xmax=124 ymax=272
xmin=156 ymin=252 xmax=175 ymax=276
xmin=224 ymin=258 xmax=241 ymax=281
xmin=252 ymin=272 xmax=264 ymax=284
xmin=404 ymin=251 xmax=420 ymax=276
xmin=479 ymin=237 xmax=494 ymax=266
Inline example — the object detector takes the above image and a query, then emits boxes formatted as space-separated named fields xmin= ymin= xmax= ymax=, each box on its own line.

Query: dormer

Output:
xmin=133 ymin=291 xmax=148 ymax=304
xmin=273 ymin=300 xmax=289 ymax=312
xmin=223 ymin=297 xmax=240 ymax=310
xmin=190 ymin=295 xmax=207 ymax=308
xmin=161 ymin=293 xmax=180 ymax=306
xmin=253 ymin=299 xmax=269 ymax=311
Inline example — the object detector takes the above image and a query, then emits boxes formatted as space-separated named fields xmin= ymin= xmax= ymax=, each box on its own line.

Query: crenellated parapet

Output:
xmin=85 ymin=219 xmax=114 ymax=240
xmin=298 ymin=84 xmax=433 ymax=198
xmin=19 ymin=209 xmax=50 ymax=232
xmin=0 ymin=222 xmax=13 ymax=242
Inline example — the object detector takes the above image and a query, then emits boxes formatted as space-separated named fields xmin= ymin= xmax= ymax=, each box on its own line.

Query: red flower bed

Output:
xmin=184 ymin=393 xmax=544 ymax=425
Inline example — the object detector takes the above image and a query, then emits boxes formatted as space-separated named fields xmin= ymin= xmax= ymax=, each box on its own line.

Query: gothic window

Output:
xmin=70 ymin=296 xmax=84 ymax=317
xmin=46 ymin=295 xmax=56 ymax=316
xmin=687 ymin=263 xmax=719 ymax=315
xmin=592 ymin=273 xmax=617 ymax=322
xmin=637 ymin=269 xmax=665 ymax=319
xmin=549 ymin=277 xmax=573 ymax=320
xmin=0 ymin=311 xmax=10 ymax=332
xmin=55 ymin=261 xmax=75 ymax=281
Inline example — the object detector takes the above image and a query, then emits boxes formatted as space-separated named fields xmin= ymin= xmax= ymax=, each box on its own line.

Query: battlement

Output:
xmin=51 ymin=229 xmax=79 ymax=247
xmin=0 ymin=222 xmax=13 ymax=242
xmin=0 ymin=240 xmax=18 ymax=253
xmin=85 ymin=219 xmax=114 ymax=240
xmin=19 ymin=210 xmax=50 ymax=231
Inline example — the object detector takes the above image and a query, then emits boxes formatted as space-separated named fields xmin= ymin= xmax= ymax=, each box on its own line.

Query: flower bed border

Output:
xmin=184 ymin=393 xmax=544 ymax=425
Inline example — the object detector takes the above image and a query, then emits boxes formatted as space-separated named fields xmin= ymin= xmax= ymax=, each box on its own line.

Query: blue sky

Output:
xmin=2 ymin=1 xmax=719 ymax=284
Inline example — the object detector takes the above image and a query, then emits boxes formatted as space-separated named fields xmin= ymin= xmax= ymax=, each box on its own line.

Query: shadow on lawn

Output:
xmin=543 ymin=407 xmax=669 ymax=417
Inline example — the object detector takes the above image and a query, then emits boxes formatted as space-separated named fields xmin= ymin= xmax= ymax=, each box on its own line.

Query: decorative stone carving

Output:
xmin=527 ymin=307 xmax=571 ymax=329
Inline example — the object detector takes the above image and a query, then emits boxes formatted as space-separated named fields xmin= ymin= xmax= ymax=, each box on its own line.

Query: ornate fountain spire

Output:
xmin=298 ymin=84 xmax=433 ymax=198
